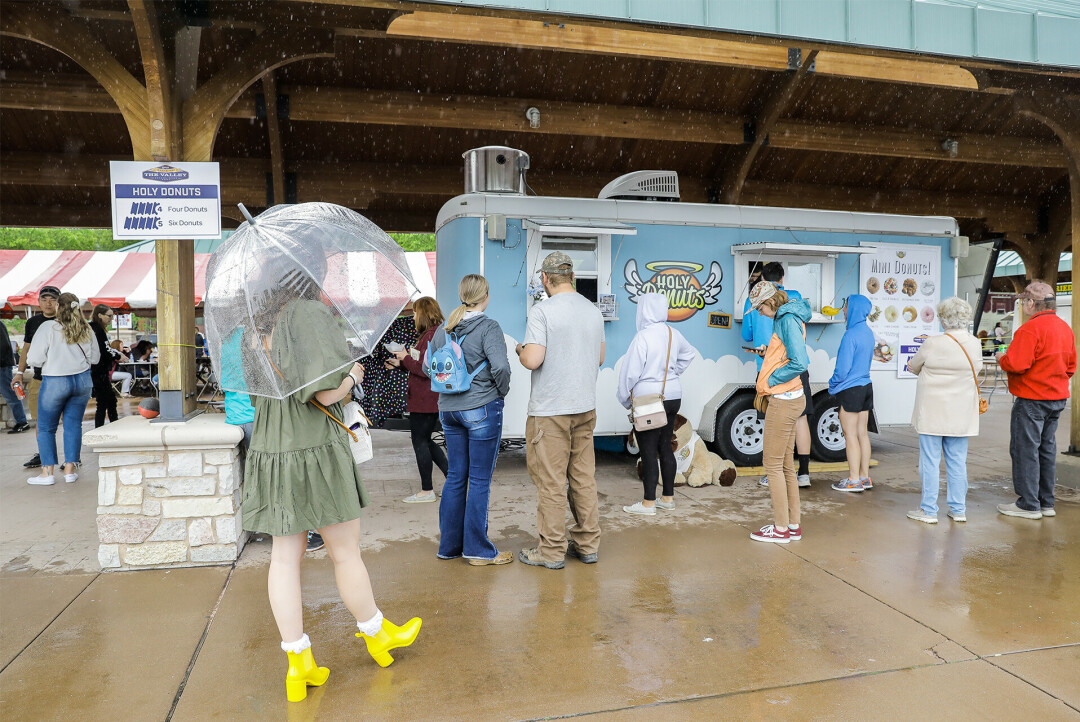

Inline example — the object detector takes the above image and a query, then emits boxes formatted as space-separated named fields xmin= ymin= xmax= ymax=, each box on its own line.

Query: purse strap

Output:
xmin=661 ymin=326 xmax=672 ymax=398
xmin=945 ymin=332 xmax=980 ymax=397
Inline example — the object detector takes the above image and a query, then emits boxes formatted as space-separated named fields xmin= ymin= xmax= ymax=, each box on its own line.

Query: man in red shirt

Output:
xmin=996 ymin=281 xmax=1077 ymax=520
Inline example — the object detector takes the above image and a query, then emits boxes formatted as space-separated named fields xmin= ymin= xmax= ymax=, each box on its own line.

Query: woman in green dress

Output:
xmin=243 ymin=285 xmax=421 ymax=703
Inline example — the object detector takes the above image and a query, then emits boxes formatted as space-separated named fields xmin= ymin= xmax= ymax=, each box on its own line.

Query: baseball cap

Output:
xmin=1016 ymin=281 xmax=1054 ymax=301
xmin=748 ymin=281 xmax=778 ymax=310
xmin=38 ymin=285 xmax=60 ymax=300
xmin=540 ymin=251 xmax=574 ymax=274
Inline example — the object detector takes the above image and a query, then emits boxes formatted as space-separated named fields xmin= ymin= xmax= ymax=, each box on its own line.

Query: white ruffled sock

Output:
xmin=280 ymin=633 xmax=311 ymax=654
xmin=356 ymin=610 xmax=384 ymax=637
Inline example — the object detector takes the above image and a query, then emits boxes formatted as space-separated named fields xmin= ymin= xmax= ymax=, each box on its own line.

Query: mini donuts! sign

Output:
xmin=624 ymin=259 xmax=723 ymax=322
xmin=859 ymin=244 xmax=941 ymax=374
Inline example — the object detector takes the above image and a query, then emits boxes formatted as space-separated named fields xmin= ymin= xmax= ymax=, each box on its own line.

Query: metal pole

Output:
xmin=972 ymin=237 xmax=1004 ymax=334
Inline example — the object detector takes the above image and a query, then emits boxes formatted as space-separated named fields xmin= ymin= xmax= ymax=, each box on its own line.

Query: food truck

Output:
xmin=435 ymin=147 xmax=963 ymax=465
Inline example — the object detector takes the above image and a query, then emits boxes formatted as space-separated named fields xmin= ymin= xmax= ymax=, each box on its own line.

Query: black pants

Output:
xmin=638 ymin=399 xmax=681 ymax=501
xmin=1010 ymin=397 xmax=1066 ymax=511
xmin=93 ymin=374 xmax=117 ymax=427
xmin=410 ymin=412 xmax=449 ymax=491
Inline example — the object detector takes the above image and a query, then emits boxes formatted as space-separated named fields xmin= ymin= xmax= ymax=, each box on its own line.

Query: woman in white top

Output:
xmin=905 ymin=297 xmax=983 ymax=524
xmin=617 ymin=293 xmax=697 ymax=516
xmin=26 ymin=292 xmax=100 ymax=486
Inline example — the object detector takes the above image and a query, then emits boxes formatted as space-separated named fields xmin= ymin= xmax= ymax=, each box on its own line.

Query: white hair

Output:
xmin=937 ymin=296 xmax=973 ymax=330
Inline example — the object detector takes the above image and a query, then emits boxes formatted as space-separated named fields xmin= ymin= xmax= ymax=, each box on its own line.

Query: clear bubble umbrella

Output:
xmin=204 ymin=202 xmax=418 ymax=400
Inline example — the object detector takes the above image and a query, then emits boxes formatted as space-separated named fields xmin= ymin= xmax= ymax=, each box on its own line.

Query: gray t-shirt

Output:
xmin=524 ymin=292 xmax=605 ymax=416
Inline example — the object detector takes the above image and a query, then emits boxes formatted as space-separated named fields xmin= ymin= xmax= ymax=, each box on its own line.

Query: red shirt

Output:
xmin=400 ymin=326 xmax=440 ymax=413
xmin=999 ymin=311 xmax=1076 ymax=400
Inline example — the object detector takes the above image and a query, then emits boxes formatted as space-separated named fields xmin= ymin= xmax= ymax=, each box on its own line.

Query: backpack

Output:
xmin=424 ymin=326 xmax=488 ymax=394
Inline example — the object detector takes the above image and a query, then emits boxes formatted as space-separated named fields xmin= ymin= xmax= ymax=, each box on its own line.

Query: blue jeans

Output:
xmin=36 ymin=372 xmax=93 ymax=467
xmin=438 ymin=397 xmax=503 ymax=560
xmin=0 ymin=367 xmax=28 ymax=425
xmin=918 ymin=434 xmax=969 ymax=516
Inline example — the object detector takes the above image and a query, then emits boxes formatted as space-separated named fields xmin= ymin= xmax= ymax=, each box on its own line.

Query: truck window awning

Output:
xmin=730 ymin=242 xmax=878 ymax=256
xmin=524 ymin=219 xmax=637 ymax=235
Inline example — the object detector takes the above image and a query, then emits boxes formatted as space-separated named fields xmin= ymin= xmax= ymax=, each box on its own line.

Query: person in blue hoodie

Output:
xmin=742 ymin=262 xmax=813 ymax=487
xmin=827 ymin=295 xmax=875 ymax=493
xmin=746 ymin=282 xmax=812 ymax=544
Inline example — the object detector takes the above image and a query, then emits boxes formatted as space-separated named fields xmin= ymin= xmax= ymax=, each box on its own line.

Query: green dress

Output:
xmin=242 ymin=300 xmax=370 ymax=536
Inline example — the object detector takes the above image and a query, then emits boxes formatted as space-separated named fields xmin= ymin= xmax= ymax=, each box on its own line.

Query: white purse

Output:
xmin=312 ymin=399 xmax=374 ymax=465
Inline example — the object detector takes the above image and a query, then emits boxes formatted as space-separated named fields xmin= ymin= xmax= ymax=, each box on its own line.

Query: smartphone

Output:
xmin=741 ymin=346 xmax=757 ymax=351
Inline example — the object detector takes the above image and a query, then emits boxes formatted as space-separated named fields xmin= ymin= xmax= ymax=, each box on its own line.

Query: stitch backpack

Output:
xmin=424 ymin=327 xmax=488 ymax=394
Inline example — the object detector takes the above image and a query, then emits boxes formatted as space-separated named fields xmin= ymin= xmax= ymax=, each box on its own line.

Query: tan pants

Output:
xmin=763 ymin=395 xmax=802 ymax=528
xmin=526 ymin=411 xmax=601 ymax=562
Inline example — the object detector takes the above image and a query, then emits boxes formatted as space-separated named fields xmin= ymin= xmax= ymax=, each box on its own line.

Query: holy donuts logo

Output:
xmin=623 ymin=259 xmax=723 ymax=322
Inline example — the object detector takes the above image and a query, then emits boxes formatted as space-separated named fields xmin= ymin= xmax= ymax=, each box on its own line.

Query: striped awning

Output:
xmin=0 ymin=250 xmax=436 ymax=311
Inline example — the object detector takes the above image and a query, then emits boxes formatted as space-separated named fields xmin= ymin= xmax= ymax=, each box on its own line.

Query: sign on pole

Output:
xmin=109 ymin=161 xmax=221 ymax=240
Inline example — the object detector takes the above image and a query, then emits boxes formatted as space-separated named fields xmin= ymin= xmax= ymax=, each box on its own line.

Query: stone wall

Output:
xmin=85 ymin=415 xmax=247 ymax=571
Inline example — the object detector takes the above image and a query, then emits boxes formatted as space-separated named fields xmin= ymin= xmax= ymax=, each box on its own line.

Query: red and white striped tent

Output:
xmin=0 ymin=250 xmax=437 ymax=314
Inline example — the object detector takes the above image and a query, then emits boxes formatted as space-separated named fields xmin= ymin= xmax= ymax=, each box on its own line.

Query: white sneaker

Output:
xmin=402 ymin=492 xmax=437 ymax=503
xmin=655 ymin=499 xmax=675 ymax=510
xmin=64 ymin=473 xmax=78 ymax=484
xmin=997 ymin=503 xmax=1042 ymax=520
xmin=797 ymin=474 xmax=811 ymax=488
xmin=623 ymin=501 xmax=656 ymax=516
xmin=947 ymin=511 xmax=966 ymax=522
xmin=758 ymin=475 xmax=769 ymax=487
xmin=906 ymin=509 xmax=938 ymax=524
xmin=28 ymin=475 xmax=55 ymax=486
xmin=1041 ymin=507 xmax=1056 ymax=517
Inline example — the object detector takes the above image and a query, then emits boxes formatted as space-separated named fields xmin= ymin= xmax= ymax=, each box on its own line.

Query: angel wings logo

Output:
xmin=624 ymin=260 xmax=722 ymax=322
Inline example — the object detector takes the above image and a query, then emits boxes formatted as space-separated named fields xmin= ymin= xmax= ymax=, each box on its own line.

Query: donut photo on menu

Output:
xmin=902 ymin=278 xmax=917 ymax=296
xmin=884 ymin=277 xmax=898 ymax=295
xmin=921 ymin=280 xmax=935 ymax=297
xmin=902 ymin=306 xmax=917 ymax=323
xmin=874 ymin=338 xmax=895 ymax=363
xmin=866 ymin=277 xmax=880 ymax=294
xmin=884 ymin=305 xmax=899 ymax=322
xmin=921 ymin=306 xmax=936 ymax=323
xmin=868 ymin=305 xmax=882 ymax=322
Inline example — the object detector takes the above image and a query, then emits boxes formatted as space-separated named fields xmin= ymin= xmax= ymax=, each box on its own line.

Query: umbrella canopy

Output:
xmin=204 ymin=203 xmax=419 ymax=400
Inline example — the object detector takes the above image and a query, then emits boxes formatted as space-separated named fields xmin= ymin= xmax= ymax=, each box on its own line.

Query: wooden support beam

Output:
xmin=6 ymin=76 xmax=1066 ymax=169
xmin=156 ymin=239 xmax=198 ymax=418
xmin=262 ymin=72 xmax=287 ymax=205
xmin=386 ymin=11 xmax=979 ymax=90
xmin=0 ymin=4 xmax=151 ymax=158
xmin=716 ymin=49 xmax=818 ymax=204
xmin=174 ymin=27 xmax=202 ymax=103
xmin=128 ymin=0 xmax=180 ymax=161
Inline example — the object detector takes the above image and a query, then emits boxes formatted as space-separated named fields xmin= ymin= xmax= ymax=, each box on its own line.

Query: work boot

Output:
xmin=284 ymin=647 xmax=330 ymax=702
xmin=356 ymin=617 xmax=422 ymax=667
xmin=517 ymin=547 xmax=565 ymax=569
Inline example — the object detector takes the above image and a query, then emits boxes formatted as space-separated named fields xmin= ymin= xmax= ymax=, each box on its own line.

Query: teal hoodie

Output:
xmin=768 ymin=298 xmax=812 ymax=387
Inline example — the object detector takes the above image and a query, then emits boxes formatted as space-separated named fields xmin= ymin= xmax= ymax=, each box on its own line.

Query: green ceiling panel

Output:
xmin=706 ymin=0 xmax=778 ymax=34
xmin=849 ymin=0 xmax=913 ymax=47
xmin=780 ymin=0 xmax=848 ymax=42
xmin=977 ymin=7 xmax=1036 ymax=62
xmin=1036 ymin=14 xmax=1080 ymax=65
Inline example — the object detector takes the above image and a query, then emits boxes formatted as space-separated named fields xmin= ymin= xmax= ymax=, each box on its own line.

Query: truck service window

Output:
xmin=541 ymin=237 xmax=599 ymax=302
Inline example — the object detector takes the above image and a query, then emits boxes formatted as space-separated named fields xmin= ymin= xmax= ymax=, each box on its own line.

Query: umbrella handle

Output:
xmin=238 ymin=203 xmax=255 ymax=224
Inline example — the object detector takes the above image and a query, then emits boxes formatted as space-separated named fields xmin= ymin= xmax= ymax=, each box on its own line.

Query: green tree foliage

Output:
xmin=388 ymin=233 xmax=435 ymax=252
xmin=0 ymin=227 xmax=130 ymax=251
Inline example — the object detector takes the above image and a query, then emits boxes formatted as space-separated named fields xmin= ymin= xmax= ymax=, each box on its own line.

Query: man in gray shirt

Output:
xmin=515 ymin=252 xmax=605 ymax=569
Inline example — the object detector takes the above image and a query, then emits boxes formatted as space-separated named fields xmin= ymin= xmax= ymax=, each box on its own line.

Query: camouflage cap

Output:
xmin=748 ymin=280 xmax=778 ymax=310
xmin=540 ymin=251 xmax=574 ymax=274
xmin=1016 ymin=280 xmax=1054 ymax=301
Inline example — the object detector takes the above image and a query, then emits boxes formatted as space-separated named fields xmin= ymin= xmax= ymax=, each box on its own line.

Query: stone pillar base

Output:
xmin=85 ymin=415 xmax=247 ymax=571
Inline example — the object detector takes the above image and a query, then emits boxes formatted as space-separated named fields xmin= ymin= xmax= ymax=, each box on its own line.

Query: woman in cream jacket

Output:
xmin=905 ymin=297 xmax=983 ymax=524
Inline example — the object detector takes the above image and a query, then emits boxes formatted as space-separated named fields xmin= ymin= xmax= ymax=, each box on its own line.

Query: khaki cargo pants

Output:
xmin=526 ymin=410 xmax=601 ymax=563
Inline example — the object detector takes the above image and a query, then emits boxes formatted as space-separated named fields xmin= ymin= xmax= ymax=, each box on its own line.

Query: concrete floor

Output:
xmin=1 ymin=398 xmax=1078 ymax=720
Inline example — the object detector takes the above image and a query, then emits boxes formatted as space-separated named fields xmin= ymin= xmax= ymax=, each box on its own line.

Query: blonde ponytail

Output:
xmin=56 ymin=292 xmax=92 ymax=345
xmin=445 ymin=274 xmax=489 ymax=332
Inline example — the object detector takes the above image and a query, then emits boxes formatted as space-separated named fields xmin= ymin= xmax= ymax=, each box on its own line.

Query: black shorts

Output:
xmin=800 ymin=371 xmax=814 ymax=417
xmin=837 ymin=383 xmax=874 ymax=413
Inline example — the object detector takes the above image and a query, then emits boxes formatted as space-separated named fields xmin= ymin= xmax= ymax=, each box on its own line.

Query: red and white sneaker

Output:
xmin=750 ymin=524 xmax=790 ymax=544
xmin=787 ymin=524 xmax=802 ymax=541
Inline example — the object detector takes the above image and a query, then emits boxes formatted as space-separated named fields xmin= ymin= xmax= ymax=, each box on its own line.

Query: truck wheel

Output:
xmin=714 ymin=393 xmax=764 ymax=467
xmin=811 ymin=392 xmax=848 ymax=462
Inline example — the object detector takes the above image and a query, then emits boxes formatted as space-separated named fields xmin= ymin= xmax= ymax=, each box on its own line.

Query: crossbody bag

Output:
xmin=945 ymin=333 xmax=988 ymax=415
xmin=629 ymin=326 xmax=672 ymax=432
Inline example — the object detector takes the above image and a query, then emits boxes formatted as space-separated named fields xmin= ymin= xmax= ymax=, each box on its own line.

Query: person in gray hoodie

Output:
xmin=617 ymin=293 xmax=697 ymax=515
xmin=431 ymin=274 xmax=513 ymax=566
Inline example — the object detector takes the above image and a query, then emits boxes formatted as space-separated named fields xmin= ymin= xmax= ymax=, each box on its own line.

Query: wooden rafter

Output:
xmin=4 ymin=76 xmax=1068 ymax=169
xmin=128 ymin=0 xmax=180 ymax=161
xmin=262 ymin=71 xmax=286 ymax=205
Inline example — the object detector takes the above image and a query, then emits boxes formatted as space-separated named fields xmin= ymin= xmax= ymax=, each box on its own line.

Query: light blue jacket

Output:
xmin=743 ymin=285 xmax=802 ymax=370
xmin=767 ymin=299 xmax=812 ymax=388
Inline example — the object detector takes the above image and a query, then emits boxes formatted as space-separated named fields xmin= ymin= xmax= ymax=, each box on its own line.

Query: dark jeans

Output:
xmin=1010 ymin=396 xmax=1067 ymax=511
xmin=637 ymin=399 xmax=681 ymax=501
xmin=438 ymin=397 xmax=503 ymax=560
xmin=93 ymin=373 xmax=118 ymax=427
xmin=410 ymin=412 xmax=448 ymax=491
xmin=0 ymin=367 xmax=28 ymax=425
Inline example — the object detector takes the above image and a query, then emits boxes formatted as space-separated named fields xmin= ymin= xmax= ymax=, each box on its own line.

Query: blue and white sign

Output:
xmin=109 ymin=161 xmax=221 ymax=240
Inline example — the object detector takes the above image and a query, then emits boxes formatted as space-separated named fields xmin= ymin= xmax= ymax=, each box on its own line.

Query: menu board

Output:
xmin=859 ymin=244 xmax=941 ymax=373
xmin=897 ymin=329 xmax=930 ymax=379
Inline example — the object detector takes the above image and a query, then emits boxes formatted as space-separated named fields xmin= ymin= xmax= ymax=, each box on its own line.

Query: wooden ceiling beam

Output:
xmin=128 ymin=0 xmax=180 ymax=161
xmin=6 ymin=76 xmax=1066 ymax=168
xmin=262 ymin=71 xmax=286 ymax=205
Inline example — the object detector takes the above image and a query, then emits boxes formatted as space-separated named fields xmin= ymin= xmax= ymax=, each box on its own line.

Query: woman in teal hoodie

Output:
xmin=827 ymin=295 xmax=875 ymax=493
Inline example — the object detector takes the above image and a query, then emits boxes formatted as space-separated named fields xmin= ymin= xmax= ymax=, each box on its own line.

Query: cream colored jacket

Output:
xmin=908 ymin=330 xmax=983 ymax=437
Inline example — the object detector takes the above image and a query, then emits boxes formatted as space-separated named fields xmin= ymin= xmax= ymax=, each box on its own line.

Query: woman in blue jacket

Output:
xmin=828 ymin=295 xmax=875 ymax=492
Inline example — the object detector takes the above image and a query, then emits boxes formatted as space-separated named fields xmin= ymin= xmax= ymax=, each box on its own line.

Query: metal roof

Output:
xmin=425 ymin=0 xmax=1080 ymax=68
xmin=994 ymin=250 xmax=1073 ymax=277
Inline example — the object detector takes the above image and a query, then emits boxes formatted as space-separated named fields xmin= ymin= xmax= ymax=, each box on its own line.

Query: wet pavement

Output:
xmin=1 ymin=399 xmax=1078 ymax=720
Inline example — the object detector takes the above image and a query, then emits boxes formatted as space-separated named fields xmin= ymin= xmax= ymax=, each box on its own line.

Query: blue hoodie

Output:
xmin=828 ymin=294 xmax=874 ymax=394
xmin=767 ymin=298 xmax=812 ymax=387
xmin=743 ymin=285 xmax=802 ymax=370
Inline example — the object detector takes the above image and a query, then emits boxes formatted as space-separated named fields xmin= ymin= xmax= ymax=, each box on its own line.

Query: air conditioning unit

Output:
xmin=598 ymin=171 xmax=680 ymax=202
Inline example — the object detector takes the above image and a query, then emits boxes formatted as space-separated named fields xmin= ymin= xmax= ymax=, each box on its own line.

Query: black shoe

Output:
xmin=23 ymin=453 xmax=41 ymax=469
xmin=306 ymin=532 xmax=325 ymax=552
xmin=8 ymin=422 xmax=30 ymax=434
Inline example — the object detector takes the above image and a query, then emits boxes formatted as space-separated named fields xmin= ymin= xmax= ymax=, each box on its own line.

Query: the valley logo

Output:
xmin=624 ymin=260 xmax=722 ymax=322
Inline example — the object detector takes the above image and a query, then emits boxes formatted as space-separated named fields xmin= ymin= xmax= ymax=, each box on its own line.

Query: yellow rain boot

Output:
xmin=284 ymin=645 xmax=330 ymax=702
xmin=355 ymin=617 xmax=422 ymax=667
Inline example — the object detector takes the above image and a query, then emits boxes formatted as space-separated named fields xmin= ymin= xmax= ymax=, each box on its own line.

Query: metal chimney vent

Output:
xmin=598 ymin=171 xmax=680 ymax=201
